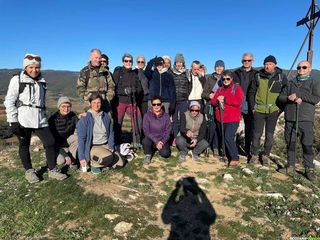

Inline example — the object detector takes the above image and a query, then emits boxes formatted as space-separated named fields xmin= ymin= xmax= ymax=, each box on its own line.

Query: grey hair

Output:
xmin=122 ymin=53 xmax=133 ymax=62
xmin=242 ymin=52 xmax=254 ymax=59
xmin=136 ymin=55 xmax=145 ymax=62
xmin=90 ymin=48 xmax=101 ymax=54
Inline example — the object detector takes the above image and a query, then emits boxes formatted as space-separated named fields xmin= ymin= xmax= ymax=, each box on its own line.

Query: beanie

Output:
xmin=174 ymin=53 xmax=185 ymax=64
xmin=215 ymin=60 xmax=225 ymax=68
xmin=189 ymin=101 xmax=201 ymax=108
xmin=23 ymin=53 xmax=41 ymax=69
xmin=263 ymin=55 xmax=277 ymax=65
xmin=57 ymin=96 xmax=72 ymax=109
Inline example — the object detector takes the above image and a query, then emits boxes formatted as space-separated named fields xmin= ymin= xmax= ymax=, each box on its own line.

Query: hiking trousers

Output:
xmin=285 ymin=121 xmax=314 ymax=169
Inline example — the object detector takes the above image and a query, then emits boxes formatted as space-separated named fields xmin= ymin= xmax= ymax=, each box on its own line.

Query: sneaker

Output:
xmin=262 ymin=155 xmax=270 ymax=166
xmin=91 ymin=166 xmax=102 ymax=175
xmin=179 ymin=154 xmax=186 ymax=161
xmin=278 ymin=165 xmax=295 ymax=175
xmin=192 ymin=153 xmax=199 ymax=161
xmin=143 ymin=155 xmax=152 ymax=165
xmin=248 ymin=155 xmax=259 ymax=165
xmin=25 ymin=169 xmax=40 ymax=184
xmin=305 ymin=168 xmax=317 ymax=183
xmin=48 ymin=167 xmax=67 ymax=180
xmin=229 ymin=160 xmax=239 ymax=167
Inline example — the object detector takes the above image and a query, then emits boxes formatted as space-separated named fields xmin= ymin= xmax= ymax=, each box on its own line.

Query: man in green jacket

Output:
xmin=248 ymin=55 xmax=287 ymax=165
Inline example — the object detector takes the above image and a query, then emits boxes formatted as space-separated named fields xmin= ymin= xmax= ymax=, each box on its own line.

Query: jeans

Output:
xmin=176 ymin=136 xmax=209 ymax=156
xmin=217 ymin=122 xmax=239 ymax=160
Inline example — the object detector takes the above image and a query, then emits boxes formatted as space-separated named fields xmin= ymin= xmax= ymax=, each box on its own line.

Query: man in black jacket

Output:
xmin=277 ymin=60 xmax=320 ymax=182
xmin=233 ymin=53 xmax=258 ymax=158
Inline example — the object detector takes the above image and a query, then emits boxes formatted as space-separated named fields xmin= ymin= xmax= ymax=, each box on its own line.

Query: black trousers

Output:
xmin=15 ymin=126 xmax=56 ymax=170
xmin=142 ymin=137 xmax=171 ymax=158
xmin=285 ymin=121 xmax=314 ymax=169
xmin=243 ymin=112 xmax=254 ymax=155
xmin=251 ymin=111 xmax=279 ymax=156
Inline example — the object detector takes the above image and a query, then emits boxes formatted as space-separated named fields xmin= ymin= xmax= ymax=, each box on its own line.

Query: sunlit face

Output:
xmin=175 ymin=61 xmax=183 ymax=70
xmin=191 ymin=63 xmax=201 ymax=76
xmin=264 ymin=62 xmax=276 ymax=73
xmin=59 ymin=103 xmax=71 ymax=116
xmin=90 ymin=98 xmax=101 ymax=113
xmin=164 ymin=59 xmax=171 ymax=69
xmin=123 ymin=57 xmax=133 ymax=69
xmin=222 ymin=75 xmax=233 ymax=87
xmin=215 ymin=66 xmax=224 ymax=75
xmin=151 ymin=99 xmax=162 ymax=114
xmin=25 ymin=64 xmax=41 ymax=78
xmin=242 ymin=56 xmax=253 ymax=69
xmin=297 ymin=61 xmax=311 ymax=76
xmin=101 ymin=57 xmax=108 ymax=67
xmin=90 ymin=51 xmax=101 ymax=67
xmin=190 ymin=105 xmax=200 ymax=117
xmin=136 ymin=57 xmax=145 ymax=69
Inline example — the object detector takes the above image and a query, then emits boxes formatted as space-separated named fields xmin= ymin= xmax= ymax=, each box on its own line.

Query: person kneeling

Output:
xmin=176 ymin=101 xmax=209 ymax=161
xmin=77 ymin=93 xmax=124 ymax=174
xmin=142 ymin=96 xmax=171 ymax=164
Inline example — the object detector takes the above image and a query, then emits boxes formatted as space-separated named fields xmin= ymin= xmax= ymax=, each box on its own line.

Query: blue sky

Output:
xmin=0 ymin=0 xmax=319 ymax=72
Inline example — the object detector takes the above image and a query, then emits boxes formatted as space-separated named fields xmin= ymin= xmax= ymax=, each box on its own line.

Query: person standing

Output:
xmin=4 ymin=53 xmax=67 ymax=183
xmin=233 ymin=53 xmax=258 ymax=157
xmin=77 ymin=48 xmax=115 ymax=113
xmin=248 ymin=55 xmax=288 ymax=165
xmin=135 ymin=55 xmax=149 ymax=117
xmin=277 ymin=60 xmax=320 ymax=182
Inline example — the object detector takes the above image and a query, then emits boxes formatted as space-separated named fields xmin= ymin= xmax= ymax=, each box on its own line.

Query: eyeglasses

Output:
xmin=297 ymin=66 xmax=308 ymax=70
xmin=137 ymin=61 xmax=145 ymax=64
xmin=190 ymin=109 xmax=200 ymax=112
xmin=242 ymin=59 xmax=252 ymax=63
xmin=124 ymin=60 xmax=133 ymax=63
xmin=152 ymin=103 xmax=161 ymax=106
xmin=222 ymin=77 xmax=232 ymax=81
xmin=24 ymin=55 xmax=41 ymax=61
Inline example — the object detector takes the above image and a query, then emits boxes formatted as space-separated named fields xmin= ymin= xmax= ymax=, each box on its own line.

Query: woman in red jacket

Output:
xmin=211 ymin=70 xmax=244 ymax=166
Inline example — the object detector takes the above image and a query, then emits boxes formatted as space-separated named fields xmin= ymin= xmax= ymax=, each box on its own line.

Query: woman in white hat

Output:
xmin=4 ymin=53 xmax=67 ymax=183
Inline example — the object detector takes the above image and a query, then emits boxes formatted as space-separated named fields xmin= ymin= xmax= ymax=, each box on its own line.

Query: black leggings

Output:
xmin=15 ymin=126 xmax=56 ymax=170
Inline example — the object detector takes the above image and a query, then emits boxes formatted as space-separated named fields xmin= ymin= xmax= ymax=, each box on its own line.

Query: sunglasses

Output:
xmin=222 ymin=77 xmax=232 ymax=81
xmin=24 ymin=55 xmax=41 ymax=61
xmin=137 ymin=61 xmax=145 ymax=64
xmin=152 ymin=103 xmax=162 ymax=106
xmin=124 ymin=60 xmax=133 ymax=63
xmin=190 ymin=109 xmax=200 ymax=112
xmin=297 ymin=66 xmax=308 ymax=70
xmin=242 ymin=59 xmax=252 ymax=63
xmin=101 ymin=60 xmax=107 ymax=63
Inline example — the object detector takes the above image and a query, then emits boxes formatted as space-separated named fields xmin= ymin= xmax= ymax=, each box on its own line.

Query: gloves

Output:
xmin=10 ymin=122 xmax=21 ymax=135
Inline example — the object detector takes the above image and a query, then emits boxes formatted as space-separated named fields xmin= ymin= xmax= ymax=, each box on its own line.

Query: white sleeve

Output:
xmin=4 ymin=76 xmax=20 ymax=123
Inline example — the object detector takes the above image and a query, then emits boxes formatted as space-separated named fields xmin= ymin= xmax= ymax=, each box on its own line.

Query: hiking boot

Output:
xmin=278 ymin=165 xmax=295 ymax=175
xmin=90 ymin=166 xmax=102 ymax=175
xmin=248 ymin=155 xmax=259 ymax=165
xmin=305 ymin=168 xmax=317 ymax=183
xmin=48 ymin=167 xmax=67 ymax=180
xmin=261 ymin=155 xmax=270 ymax=166
xmin=25 ymin=169 xmax=40 ymax=184
xmin=143 ymin=155 xmax=152 ymax=165
xmin=229 ymin=160 xmax=239 ymax=167
xmin=192 ymin=153 xmax=199 ymax=161
xmin=179 ymin=154 xmax=186 ymax=161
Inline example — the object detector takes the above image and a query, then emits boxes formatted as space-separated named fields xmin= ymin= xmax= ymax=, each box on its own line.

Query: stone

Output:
xmin=294 ymin=184 xmax=313 ymax=193
xmin=255 ymin=177 xmax=263 ymax=184
xmin=263 ymin=193 xmax=284 ymax=200
xmin=242 ymin=168 xmax=254 ymax=175
xmin=155 ymin=202 xmax=164 ymax=209
xmin=197 ymin=178 xmax=209 ymax=184
xmin=105 ymin=214 xmax=120 ymax=221
xmin=223 ymin=174 xmax=234 ymax=182
xmin=260 ymin=166 xmax=270 ymax=171
xmin=114 ymin=221 xmax=133 ymax=234
xmin=314 ymin=160 xmax=320 ymax=169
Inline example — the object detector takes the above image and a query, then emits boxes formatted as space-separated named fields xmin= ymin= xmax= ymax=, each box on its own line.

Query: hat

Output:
xmin=23 ymin=53 xmax=41 ymax=69
xmin=154 ymin=57 xmax=164 ymax=66
xmin=57 ymin=96 xmax=71 ymax=109
xmin=162 ymin=55 xmax=171 ymax=61
xmin=215 ymin=60 xmax=225 ymax=68
xmin=263 ymin=55 xmax=277 ymax=65
xmin=189 ymin=101 xmax=201 ymax=108
xmin=174 ymin=53 xmax=185 ymax=64
xmin=101 ymin=54 xmax=109 ymax=60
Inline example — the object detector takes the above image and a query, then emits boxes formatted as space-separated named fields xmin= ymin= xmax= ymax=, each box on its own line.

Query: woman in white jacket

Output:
xmin=4 ymin=53 xmax=67 ymax=183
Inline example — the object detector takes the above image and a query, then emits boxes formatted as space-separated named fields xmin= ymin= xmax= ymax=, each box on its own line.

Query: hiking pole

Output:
xmin=132 ymin=88 xmax=142 ymax=149
xmin=205 ymin=104 xmax=214 ymax=157
xmin=218 ymin=101 xmax=226 ymax=161
xmin=125 ymin=87 xmax=137 ymax=149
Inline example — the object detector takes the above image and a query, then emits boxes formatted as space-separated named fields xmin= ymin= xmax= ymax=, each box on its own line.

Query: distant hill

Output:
xmin=1 ymin=68 xmax=320 ymax=97
xmin=0 ymin=69 xmax=78 ymax=97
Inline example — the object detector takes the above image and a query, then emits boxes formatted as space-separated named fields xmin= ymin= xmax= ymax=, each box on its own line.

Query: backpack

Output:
xmin=14 ymin=73 xmax=47 ymax=109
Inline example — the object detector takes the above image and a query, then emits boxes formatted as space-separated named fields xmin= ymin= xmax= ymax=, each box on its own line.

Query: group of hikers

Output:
xmin=4 ymin=49 xmax=320 ymax=183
